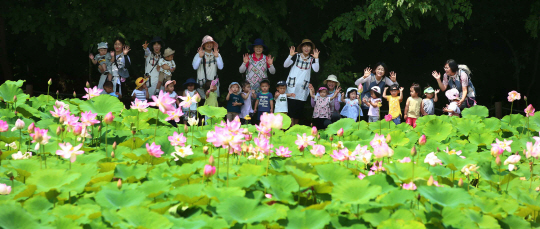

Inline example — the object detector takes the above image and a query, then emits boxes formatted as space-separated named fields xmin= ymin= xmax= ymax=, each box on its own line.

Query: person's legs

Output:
xmin=392 ymin=117 xmax=401 ymax=125
xmin=369 ymin=116 xmax=379 ymax=122
xmin=361 ymin=106 xmax=370 ymax=122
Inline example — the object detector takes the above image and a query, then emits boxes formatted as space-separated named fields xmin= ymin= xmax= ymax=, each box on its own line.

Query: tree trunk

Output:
xmin=0 ymin=16 xmax=13 ymax=81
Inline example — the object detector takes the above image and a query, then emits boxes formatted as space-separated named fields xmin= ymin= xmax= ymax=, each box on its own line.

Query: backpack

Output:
xmin=450 ymin=64 xmax=476 ymax=98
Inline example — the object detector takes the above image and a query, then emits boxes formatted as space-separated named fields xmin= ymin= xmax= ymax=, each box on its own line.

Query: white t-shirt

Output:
xmin=274 ymin=93 xmax=288 ymax=113
xmin=159 ymin=59 xmax=176 ymax=76
xmin=168 ymin=91 xmax=178 ymax=108
xmin=132 ymin=89 xmax=147 ymax=101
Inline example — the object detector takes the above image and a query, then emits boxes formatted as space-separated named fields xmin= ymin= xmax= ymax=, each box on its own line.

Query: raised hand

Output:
xmin=363 ymin=67 xmax=372 ymax=78
xmin=89 ymin=53 xmax=94 ymax=60
xmin=389 ymin=71 xmax=397 ymax=82
xmin=289 ymin=46 xmax=297 ymax=56
xmin=435 ymin=89 xmax=440 ymax=94
xmin=243 ymin=54 xmax=249 ymax=63
xmin=123 ymin=46 xmax=131 ymax=55
xmin=399 ymin=87 xmax=404 ymax=92
xmin=213 ymin=47 xmax=219 ymax=57
xmin=197 ymin=47 xmax=205 ymax=58
xmin=308 ymin=83 xmax=314 ymax=91
xmin=228 ymin=88 xmax=233 ymax=95
xmin=142 ymin=41 xmax=149 ymax=50
xmin=267 ymin=55 xmax=274 ymax=65
xmin=311 ymin=49 xmax=320 ymax=59
xmin=110 ymin=51 xmax=115 ymax=57
xmin=432 ymin=71 xmax=441 ymax=80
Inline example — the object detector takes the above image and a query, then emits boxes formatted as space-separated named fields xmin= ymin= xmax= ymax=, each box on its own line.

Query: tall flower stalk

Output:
xmin=507 ymin=91 xmax=521 ymax=125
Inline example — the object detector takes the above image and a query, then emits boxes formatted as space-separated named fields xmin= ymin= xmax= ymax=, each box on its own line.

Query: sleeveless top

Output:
xmin=407 ymin=97 xmax=422 ymax=119
xmin=388 ymin=96 xmax=401 ymax=119
xmin=246 ymin=54 xmax=269 ymax=92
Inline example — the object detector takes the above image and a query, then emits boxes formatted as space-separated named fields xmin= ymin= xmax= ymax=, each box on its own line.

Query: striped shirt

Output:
xmin=132 ymin=89 xmax=147 ymax=101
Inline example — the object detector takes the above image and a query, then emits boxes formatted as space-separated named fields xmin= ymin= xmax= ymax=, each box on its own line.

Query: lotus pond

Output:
xmin=0 ymin=80 xmax=539 ymax=228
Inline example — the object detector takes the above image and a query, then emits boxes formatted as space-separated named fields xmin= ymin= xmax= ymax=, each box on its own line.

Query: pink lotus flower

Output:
xmin=354 ymin=144 xmax=372 ymax=164
xmin=259 ymin=112 xmax=283 ymax=129
xmin=358 ymin=172 xmax=366 ymax=180
xmin=424 ymin=152 xmax=442 ymax=167
xmin=169 ymin=132 xmax=187 ymax=147
xmin=179 ymin=93 xmax=200 ymax=109
xmin=525 ymin=104 xmax=535 ymax=117
xmin=149 ymin=91 xmax=175 ymax=113
xmin=265 ymin=194 xmax=272 ymax=199
xmin=295 ymin=133 xmax=315 ymax=149
xmin=370 ymin=133 xmax=386 ymax=148
xmin=373 ymin=144 xmax=394 ymax=158
xmin=72 ymin=123 xmax=83 ymax=136
xmin=418 ymin=135 xmax=426 ymax=145
xmin=311 ymin=126 xmax=318 ymax=136
xmin=56 ymin=142 xmax=85 ymax=162
xmin=165 ymin=107 xmax=184 ymax=123
xmin=310 ymin=144 xmax=326 ymax=157
xmin=104 ymin=112 xmax=115 ymax=124
xmin=504 ymin=154 xmax=521 ymax=171
xmin=507 ymin=90 xmax=521 ymax=102
xmin=11 ymin=119 xmax=25 ymax=132
xmin=275 ymin=146 xmax=292 ymax=157
xmin=402 ymin=182 xmax=417 ymax=190
xmin=490 ymin=144 xmax=504 ymax=157
xmin=171 ymin=145 xmax=193 ymax=160
xmin=461 ymin=164 xmax=479 ymax=176
xmin=50 ymin=104 xmax=70 ymax=118
xmin=330 ymin=149 xmax=347 ymax=161
xmin=206 ymin=126 xmax=245 ymax=152
xmin=0 ymin=183 xmax=11 ymax=195
xmin=30 ymin=127 xmax=51 ymax=150
xmin=62 ymin=114 xmax=79 ymax=128
xmin=11 ymin=151 xmax=32 ymax=160
xmin=337 ymin=128 xmax=344 ymax=137
xmin=225 ymin=117 xmax=243 ymax=134
xmin=399 ymin=157 xmax=411 ymax=163
xmin=0 ymin=120 xmax=8 ymax=132
xmin=495 ymin=138 xmax=512 ymax=153
xmin=368 ymin=170 xmax=376 ymax=176
xmin=146 ymin=142 xmax=164 ymax=158
xmin=370 ymin=161 xmax=385 ymax=172
xmin=255 ymin=124 xmax=272 ymax=138
xmin=526 ymin=140 xmax=540 ymax=159
xmin=254 ymin=137 xmax=273 ymax=155
xmin=80 ymin=111 xmax=100 ymax=126
xmin=28 ymin=123 xmax=35 ymax=133
xmin=131 ymin=98 xmax=150 ymax=112
xmin=384 ymin=114 xmax=393 ymax=122
xmin=204 ymin=164 xmax=216 ymax=177
xmin=444 ymin=147 xmax=465 ymax=158
xmin=82 ymin=86 xmax=103 ymax=100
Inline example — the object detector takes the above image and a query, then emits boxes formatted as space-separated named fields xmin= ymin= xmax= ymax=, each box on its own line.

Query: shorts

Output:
xmin=392 ymin=117 xmax=401 ymax=125
xmin=158 ymin=72 xmax=172 ymax=85
xmin=368 ymin=116 xmax=379 ymax=122
xmin=406 ymin=117 xmax=417 ymax=128
xmin=287 ymin=99 xmax=305 ymax=119
xmin=226 ymin=112 xmax=240 ymax=121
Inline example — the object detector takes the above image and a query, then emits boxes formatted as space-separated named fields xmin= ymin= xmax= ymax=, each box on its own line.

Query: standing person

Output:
xmin=340 ymin=86 xmax=361 ymax=121
xmin=239 ymin=38 xmax=276 ymax=93
xmin=355 ymin=63 xmax=398 ymax=121
xmin=131 ymin=77 xmax=149 ymax=101
xmin=363 ymin=86 xmax=382 ymax=122
xmin=253 ymin=79 xmax=274 ymax=122
xmin=89 ymin=42 xmax=111 ymax=77
xmin=311 ymin=75 xmax=342 ymax=126
xmin=240 ymin=81 xmax=256 ymax=123
xmin=274 ymin=81 xmax=295 ymax=115
xmin=309 ymin=86 xmax=341 ymax=130
xmin=284 ymin=39 xmax=320 ymax=126
xmin=193 ymin=35 xmax=223 ymax=99
xmin=432 ymin=59 xmax=476 ymax=109
xmin=421 ymin=86 xmax=439 ymax=116
xmin=98 ymin=37 xmax=131 ymax=96
xmin=142 ymin=36 xmax=163 ymax=96
xmin=226 ymin=82 xmax=244 ymax=121
xmin=155 ymin=48 xmax=176 ymax=94
xmin=403 ymin=83 xmax=422 ymax=128
xmin=181 ymin=78 xmax=201 ymax=125
xmin=382 ymin=85 xmax=404 ymax=125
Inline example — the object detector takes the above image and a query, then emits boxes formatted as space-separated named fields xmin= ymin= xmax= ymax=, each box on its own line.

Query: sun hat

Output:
xmin=229 ymin=82 xmax=241 ymax=91
xmin=201 ymin=35 xmax=219 ymax=49
xmin=445 ymin=88 xmax=460 ymax=101
xmin=297 ymin=39 xmax=315 ymax=53
xmin=163 ymin=48 xmax=175 ymax=58
xmin=346 ymin=87 xmax=358 ymax=98
xmin=248 ymin=38 xmax=268 ymax=53
xmin=318 ymin=87 xmax=328 ymax=92
xmin=323 ymin=75 xmax=340 ymax=87
xmin=424 ymin=87 xmax=435 ymax=94
xmin=276 ymin=81 xmax=286 ymax=86
xmin=165 ymin=80 xmax=176 ymax=88
xmin=183 ymin=78 xmax=198 ymax=88
xmin=135 ymin=77 xmax=148 ymax=90
xmin=97 ymin=42 xmax=108 ymax=49
xmin=371 ymin=86 xmax=381 ymax=94
xmin=149 ymin=36 xmax=163 ymax=46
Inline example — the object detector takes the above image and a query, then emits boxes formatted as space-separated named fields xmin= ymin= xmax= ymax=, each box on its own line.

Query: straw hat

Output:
xmin=297 ymin=39 xmax=315 ymax=53
xmin=323 ymin=75 xmax=340 ymax=87
xmin=135 ymin=77 xmax=148 ymax=90
xmin=201 ymin=35 xmax=219 ymax=49
xmin=163 ymin=48 xmax=175 ymax=58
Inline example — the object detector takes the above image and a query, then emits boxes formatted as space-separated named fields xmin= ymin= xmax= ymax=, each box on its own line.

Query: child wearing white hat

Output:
xmin=443 ymin=88 xmax=461 ymax=116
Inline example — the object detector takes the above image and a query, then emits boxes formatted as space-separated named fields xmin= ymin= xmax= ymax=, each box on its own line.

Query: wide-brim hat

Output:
xmin=229 ymin=82 xmax=241 ymax=91
xmin=346 ymin=87 xmax=358 ymax=97
xmin=201 ymin=35 xmax=219 ymax=49
xmin=163 ymin=48 xmax=175 ymax=58
xmin=135 ymin=77 xmax=149 ymax=90
xmin=297 ymin=39 xmax=315 ymax=53
xmin=97 ymin=42 xmax=108 ymax=49
xmin=248 ymin=38 xmax=268 ymax=53
xmin=323 ymin=75 xmax=340 ymax=87
xmin=445 ymin=88 xmax=460 ymax=100
xmin=277 ymin=81 xmax=286 ymax=86
xmin=371 ymin=86 xmax=381 ymax=94
xmin=183 ymin=78 xmax=199 ymax=88
xmin=149 ymin=36 xmax=163 ymax=46
xmin=165 ymin=80 xmax=176 ymax=88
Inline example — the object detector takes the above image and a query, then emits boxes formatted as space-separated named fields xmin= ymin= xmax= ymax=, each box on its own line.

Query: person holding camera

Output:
xmin=143 ymin=36 xmax=163 ymax=96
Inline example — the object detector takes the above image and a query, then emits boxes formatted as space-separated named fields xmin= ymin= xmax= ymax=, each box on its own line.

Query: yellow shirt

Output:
xmin=407 ymin=97 xmax=423 ymax=119
xmin=388 ymin=96 xmax=401 ymax=119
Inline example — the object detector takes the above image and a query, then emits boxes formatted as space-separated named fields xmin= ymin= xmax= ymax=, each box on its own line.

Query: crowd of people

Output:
xmin=90 ymin=35 xmax=477 ymax=129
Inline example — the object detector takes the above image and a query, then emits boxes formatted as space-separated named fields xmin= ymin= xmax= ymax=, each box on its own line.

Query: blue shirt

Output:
xmin=257 ymin=92 xmax=273 ymax=112
xmin=227 ymin=93 xmax=244 ymax=113
xmin=108 ymin=92 xmax=118 ymax=98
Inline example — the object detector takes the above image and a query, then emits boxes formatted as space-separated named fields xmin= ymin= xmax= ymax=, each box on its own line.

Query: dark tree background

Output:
xmin=0 ymin=0 xmax=538 ymax=118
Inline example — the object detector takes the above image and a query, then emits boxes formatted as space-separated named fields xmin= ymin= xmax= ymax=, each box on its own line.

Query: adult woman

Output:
xmin=239 ymin=38 xmax=275 ymax=93
xmin=193 ymin=35 xmax=223 ymax=99
xmin=310 ymin=75 xmax=341 ymax=128
xmin=432 ymin=59 xmax=476 ymax=109
xmin=98 ymin=37 xmax=131 ymax=96
xmin=284 ymin=39 xmax=320 ymax=126
xmin=142 ymin=36 xmax=163 ymax=96
xmin=355 ymin=62 xmax=398 ymax=121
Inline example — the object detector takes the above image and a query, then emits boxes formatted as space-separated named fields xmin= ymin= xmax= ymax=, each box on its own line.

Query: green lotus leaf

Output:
xmin=384 ymin=162 xmax=431 ymax=182
xmin=422 ymin=118 xmax=453 ymax=142
xmin=170 ymin=184 xmax=208 ymax=205
xmin=483 ymin=117 xmax=501 ymax=132
xmin=116 ymin=206 xmax=173 ymax=229
xmin=365 ymin=173 xmax=398 ymax=194
xmin=0 ymin=80 xmax=25 ymax=103
xmin=114 ymin=164 xmax=147 ymax=181
xmin=216 ymin=196 xmax=276 ymax=224
xmin=286 ymin=124 xmax=312 ymax=136
xmin=23 ymin=195 xmax=54 ymax=215
xmin=49 ymin=217 xmax=82 ymax=229
xmin=469 ymin=132 xmax=496 ymax=146
xmin=16 ymin=103 xmax=41 ymax=118
xmin=462 ymin=105 xmax=489 ymax=118
xmin=0 ymin=107 xmax=15 ymax=119
xmin=501 ymin=114 xmax=525 ymax=130
xmin=205 ymin=186 xmax=246 ymax=202
xmin=275 ymin=112 xmax=292 ymax=129
xmin=138 ymin=180 xmax=170 ymax=198
xmin=78 ymin=94 xmax=125 ymax=116
xmin=379 ymin=189 xmax=415 ymax=206
xmin=169 ymin=163 xmax=197 ymax=180
xmin=228 ymin=175 xmax=259 ymax=188
xmin=50 ymin=204 xmax=101 ymax=225
xmin=454 ymin=118 xmax=484 ymax=136
xmin=378 ymin=218 xmax=426 ymax=229
xmin=325 ymin=118 xmax=357 ymax=136
xmin=286 ymin=208 xmax=331 ymax=229
xmin=26 ymin=169 xmax=81 ymax=193
xmin=331 ymin=179 xmax=381 ymax=205
xmin=29 ymin=94 xmax=55 ymax=109
xmin=197 ymin=105 xmax=227 ymax=118
xmin=315 ymin=163 xmax=353 ymax=184
xmin=500 ymin=215 xmax=530 ymax=229
xmin=418 ymin=186 xmax=472 ymax=207
xmin=237 ymin=163 xmax=265 ymax=176
xmin=0 ymin=201 xmax=49 ymax=229
xmin=260 ymin=175 xmax=300 ymax=204
xmin=442 ymin=206 xmax=500 ymax=228
xmin=94 ymin=188 xmax=146 ymax=210
xmin=388 ymin=130 xmax=409 ymax=146
xmin=436 ymin=153 xmax=475 ymax=171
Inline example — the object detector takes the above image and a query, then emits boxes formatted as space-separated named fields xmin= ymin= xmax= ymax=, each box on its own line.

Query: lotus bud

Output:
xmin=14 ymin=119 xmax=25 ymax=130
xmin=311 ymin=126 xmax=317 ymax=136
xmin=56 ymin=126 xmax=62 ymax=135
xmin=13 ymin=95 xmax=17 ymax=103
xmin=337 ymin=128 xmax=344 ymax=137
xmin=184 ymin=124 xmax=188 ymax=133
xmin=436 ymin=147 xmax=440 ymax=152
xmin=104 ymin=112 xmax=114 ymax=124
xmin=209 ymin=155 xmax=214 ymax=165
xmin=203 ymin=164 xmax=216 ymax=177
xmin=112 ymin=141 xmax=117 ymax=150
xmin=458 ymin=178 xmax=463 ymax=187
xmin=525 ymin=96 xmax=528 ymax=102
xmin=73 ymin=125 xmax=82 ymax=136
xmin=203 ymin=146 xmax=209 ymax=155
xmin=386 ymin=133 xmax=391 ymax=143
xmin=111 ymin=151 xmax=115 ymax=158
xmin=245 ymin=134 xmax=252 ymax=141
xmin=329 ymin=135 xmax=334 ymax=142
xmin=495 ymin=155 xmax=501 ymax=166
xmin=427 ymin=175 xmax=434 ymax=186
xmin=411 ymin=146 xmax=417 ymax=156
xmin=317 ymin=134 xmax=320 ymax=140
xmin=73 ymin=91 xmax=76 ymax=98
xmin=536 ymin=186 xmax=540 ymax=192
xmin=86 ymin=81 xmax=90 ymax=88
xmin=298 ymin=145 xmax=305 ymax=152
xmin=48 ymin=78 xmax=52 ymax=86
xmin=418 ymin=135 xmax=426 ymax=145
xmin=98 ymin=125 xmax=102 ymax=132
xmin=56 ymin=90 xmax=59 ymax=95
xmin=131 ymin=130 xmax=136 ymax=135
xmin=117 ymin=179 xmax=122 ymax=189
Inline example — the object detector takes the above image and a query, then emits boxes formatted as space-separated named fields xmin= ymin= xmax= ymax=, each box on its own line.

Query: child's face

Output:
xmin=243 ymin=84 xmax=251 ymax=92
xmin=260 ymin=83 xmax=269 ymax=93
xmin=204 ymin=43 xmax=214 ymax=51
xmin=166 ymin=84 xmax=175 ymax=92
xmin=153 ymin=43 xmax=161 ymax=53
xmin=371 ymin=91 xmax=377 ymax=99
xmin=390 ymin=89 xmax=398 ymax=97
xmin=278 ymin=85 xmax=286 ymax=94
xmin=410 ymin=87 xmax=418 ymax=97
xmin=139 ymin=84 xmax=147 ymax=90
xmin=302 ymin=45 xmax=312 ymax=55
xmin=104 ymin=86 xmax=113 ymax=93
xmin=231 ymin=85 xmax=240 ymax=93
xmin=98 ymin=48 xmax=107 ymax=55
xmin=319 ymin=90 xmax=328 ymax=97
xmin=165 ymin=55 xmax=174 ymax=61
xmin=349 ymin=91 xmax=357 ymax=100
xmin=426 ymin=93 xmax=434 ymax=99
xmin=211 ymin=85 xmax=217 ymax=91
xmin=253 ymin=45 xmax=263 ymax=55
xmin=187 ymin=84 xmax=195 ymax=91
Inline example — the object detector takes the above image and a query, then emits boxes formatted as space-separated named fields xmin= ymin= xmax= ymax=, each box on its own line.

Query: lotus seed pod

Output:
xmin=329 ymin=135 xmax=334 ymax=142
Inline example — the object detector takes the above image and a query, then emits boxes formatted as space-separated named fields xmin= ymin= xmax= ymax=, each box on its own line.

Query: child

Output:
xmin=226 ymin=82 xmax=244 ymax=121
xmin=274 ymin=81 xmax=295 ymax=114
xmin=103 ymin=81 xmax=122 ymax=99
xmin=404 ymin=83 xmax=423 ymax=128
xmin=89 ymin=42 xmax=111 ymax=76
xmin=203 ymin=79 xmax=219 ymax=124
xmin=443 ymin=88 xmax=461 ymax=116
xmin=164 ymin=80 xmax=179 ymax=109
xmin=309 ymin=86 xmax=341 ymax=130
xmin=254 ymin=79 xmax=274 ymax=121
xmin=363 ymin=86 xmax=382 ymax=122
xmin=422 ymin=86 xmax=439 ymax=116
xmin=156 ymin=48 xmax=176 ymax=94
xmin=181 ymin=78 xmax=200 ymax=124
xmin=340 ymin=86 xmax=362 ymax=121
xmin=383 ymin=84 xmax=404 ymax=125
xmin=240 ymin=81 xmax=256 ymax=123
xmin=193 ymin=35 xmax=223 ymax=99
xmin=132 ymin=77 xmax=149 ymax=101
